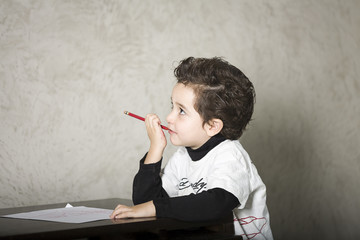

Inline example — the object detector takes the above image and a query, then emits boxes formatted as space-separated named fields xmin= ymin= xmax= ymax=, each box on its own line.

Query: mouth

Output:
xmin=167 ymin=128 xmax=176 ymax=134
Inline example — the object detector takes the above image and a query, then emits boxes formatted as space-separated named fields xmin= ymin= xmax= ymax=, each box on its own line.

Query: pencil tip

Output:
xmin=124 ymin=111 xmax=128 ymax=115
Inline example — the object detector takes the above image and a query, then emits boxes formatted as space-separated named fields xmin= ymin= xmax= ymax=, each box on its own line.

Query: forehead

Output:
xmin=171 ymin=83 xmax=196 ymax=107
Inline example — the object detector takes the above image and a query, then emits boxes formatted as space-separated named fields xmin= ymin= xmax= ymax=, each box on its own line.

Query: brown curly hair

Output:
xmin=174 ymin=57 xmax=255 ymax=140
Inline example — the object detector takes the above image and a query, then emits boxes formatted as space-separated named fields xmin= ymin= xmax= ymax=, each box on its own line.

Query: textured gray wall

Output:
xmin=1 ymin=0 xmax=359 ymax=239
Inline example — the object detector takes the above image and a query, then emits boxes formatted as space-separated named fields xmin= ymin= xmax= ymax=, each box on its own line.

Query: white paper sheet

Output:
xmin=2 ymin=205 xmax=113 ymax=223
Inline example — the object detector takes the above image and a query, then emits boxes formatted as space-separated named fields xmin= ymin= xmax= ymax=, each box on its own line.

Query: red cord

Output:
xmin=234 ymin=216 xmax=267 ymax=239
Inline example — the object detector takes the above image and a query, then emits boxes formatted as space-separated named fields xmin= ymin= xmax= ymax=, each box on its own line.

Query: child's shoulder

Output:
xmin=213 ymin=139 xmax=246 ymax=154
xmin=209 ymin=140 xmax=252 ymax=165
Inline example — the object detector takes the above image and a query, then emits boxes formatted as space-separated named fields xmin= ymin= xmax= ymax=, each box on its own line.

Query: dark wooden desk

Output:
xmin=0 ymin=198 xmax=241 ymax=240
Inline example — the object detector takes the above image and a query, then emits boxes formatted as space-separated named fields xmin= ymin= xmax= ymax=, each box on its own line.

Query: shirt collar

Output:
xmin=186 ymin=134 xmax=226 ymax=161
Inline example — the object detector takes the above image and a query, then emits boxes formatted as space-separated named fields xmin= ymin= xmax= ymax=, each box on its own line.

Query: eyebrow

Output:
xmin=171 ymin=98 xmax=189 ymax=112
xmin=177 ymin=102 xmax=188 ymax=111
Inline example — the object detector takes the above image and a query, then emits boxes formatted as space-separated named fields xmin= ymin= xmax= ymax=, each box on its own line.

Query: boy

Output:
xmin=111 ymin=57 xmax=273 ymax=239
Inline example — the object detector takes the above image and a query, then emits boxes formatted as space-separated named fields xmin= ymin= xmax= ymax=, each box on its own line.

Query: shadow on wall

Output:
xmin=243 ymin=99 xmax=335 ymax=239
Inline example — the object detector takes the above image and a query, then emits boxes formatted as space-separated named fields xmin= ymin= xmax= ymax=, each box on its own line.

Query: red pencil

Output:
xmin=124 ymin=111 xmax=170 ymax=131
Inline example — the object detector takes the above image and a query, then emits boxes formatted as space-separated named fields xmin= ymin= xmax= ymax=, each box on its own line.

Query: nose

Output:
xmin=166 ymin=110 xmax=175 ymax=125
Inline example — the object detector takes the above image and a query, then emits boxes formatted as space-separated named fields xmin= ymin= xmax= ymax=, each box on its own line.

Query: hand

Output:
xmin=110 ymin=201 xmax=156 ymax=219
xmin=144 ymin=114 xmax=167 ymax=164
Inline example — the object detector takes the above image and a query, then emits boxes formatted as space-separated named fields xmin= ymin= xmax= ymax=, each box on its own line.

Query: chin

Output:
xmin=169 ymin=137 xmax=183 ymax=147
xmin=170 ymin=141 xmax=182 ymax=147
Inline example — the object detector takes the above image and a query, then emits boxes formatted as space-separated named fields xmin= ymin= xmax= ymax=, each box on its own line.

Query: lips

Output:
xmin=167 ymin=128 xmax=176 ymax=134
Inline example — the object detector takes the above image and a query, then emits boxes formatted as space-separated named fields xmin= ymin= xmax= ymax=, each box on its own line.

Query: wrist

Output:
xmin=144 ymin=146 xmax=164 ymax=164
xmin=133 ymin=201 xmax=156 ymax=218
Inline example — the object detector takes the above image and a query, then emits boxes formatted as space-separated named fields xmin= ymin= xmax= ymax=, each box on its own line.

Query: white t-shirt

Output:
xmin=161 ymin=140 xmax=273 ymax=240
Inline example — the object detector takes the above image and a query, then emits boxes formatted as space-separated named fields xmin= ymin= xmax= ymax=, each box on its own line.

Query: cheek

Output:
xmin=172 ymin=121 xmax=191 ymax=137
xmin=174 ymin=120 xmax=185 ymax=132
xmin=182 ymin=123 xmax=201 ymax=136
xmin=174 ymin=117 xmax=204 ymax=135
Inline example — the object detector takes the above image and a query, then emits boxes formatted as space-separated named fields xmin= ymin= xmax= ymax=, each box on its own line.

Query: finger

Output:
xmin=110 ymin=205 xmax=130 ymax=218
xmin=152 ymin=118 xmax=163 ymax=130
xmin=110 ymin=208 xmax=131 ymax=219
xmin=110 ymin=209 xmax=119 ymax=218
xmin=113 ymin=207 xmax=134 ymax=219
xmin=145 ymin=114 xmax=157 ymax=128
xmin=146 ymin=115 xmax=162 ymax=131
xmin=115 ymin=211 xmax=133 ymax=219
xmin=110 ymin=205 xmax=121 ymax=218
xmin=113 ymin=204 xmax=126 ymax=212
xmin=145 ymin=114 xmax=157 ymax=121
xmin=146 ymin=114 xmax=160 ymax=124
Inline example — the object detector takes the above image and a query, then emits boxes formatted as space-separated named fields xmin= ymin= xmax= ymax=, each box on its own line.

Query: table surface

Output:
xmin=0 ymin=198 xmax=236 ymax=240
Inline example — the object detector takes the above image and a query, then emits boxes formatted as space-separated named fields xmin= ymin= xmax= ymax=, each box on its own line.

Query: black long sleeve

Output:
xmin=132 ymin=154 xmax=240 ymax=222
xmin=132 ymin=154 xmax=169 ymax=204
xmin=154 ymin=188 xmax=239 ymax=222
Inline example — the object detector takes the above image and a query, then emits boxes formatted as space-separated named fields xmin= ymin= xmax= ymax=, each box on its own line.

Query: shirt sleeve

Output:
xmin=207 ymin=148 xmax=252 ymax=209
xmin=153 ymin=188 xmax=239 ymax=221
xmin=132 ymin=153 xmax=169 ymax=205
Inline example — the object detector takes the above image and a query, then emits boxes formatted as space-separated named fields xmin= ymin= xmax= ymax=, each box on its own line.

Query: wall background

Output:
xmin=1 ymin=0 xmax=359 ymax=239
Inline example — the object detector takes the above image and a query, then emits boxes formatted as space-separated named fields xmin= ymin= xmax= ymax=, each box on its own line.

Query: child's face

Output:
xmin=166 ymin=83 xmax=211 ymax=150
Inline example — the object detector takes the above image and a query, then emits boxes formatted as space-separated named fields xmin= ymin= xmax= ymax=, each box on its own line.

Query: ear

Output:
xmin=204 ymin=118 xmax=223 ymax=137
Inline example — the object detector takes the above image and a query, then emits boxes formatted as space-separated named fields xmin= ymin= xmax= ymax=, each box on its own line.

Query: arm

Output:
xmin=110 ymin=157 xmax=167 ymax=219
xmin=154 ymin=188 xmax=239 ymax=221
xmin=132 ymin=113 xmax=169 ymax=204
xmin=111 ymin=187 xmax=239 ymax=220
xmin=132 ymin=154 xmax=169 ymax=204
xmin=111 ymin=114 xmax=167 ymax=219
xmin=143 ymin=113 xmax=167 ymax=164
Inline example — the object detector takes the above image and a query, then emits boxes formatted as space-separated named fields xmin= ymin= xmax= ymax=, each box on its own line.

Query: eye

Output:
xmin=179 ymin=108 xmax=185 ymax=115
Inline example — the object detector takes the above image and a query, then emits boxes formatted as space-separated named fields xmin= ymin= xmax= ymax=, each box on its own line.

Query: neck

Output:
xmin=186 ymin=134 xmax=226 ymax=161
